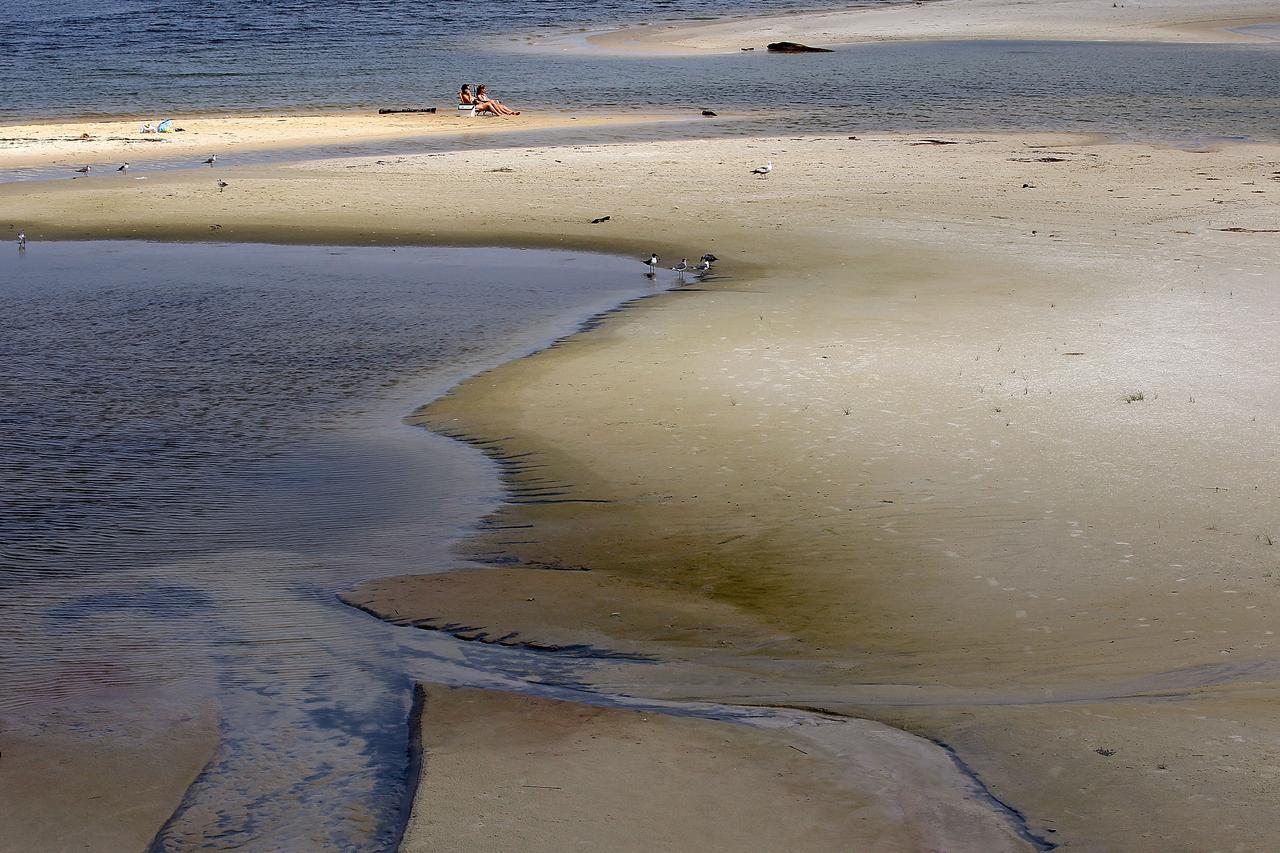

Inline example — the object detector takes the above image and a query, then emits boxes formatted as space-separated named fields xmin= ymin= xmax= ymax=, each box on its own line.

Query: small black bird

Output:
xmin=204 ymin=155 xmax=217 ymax=165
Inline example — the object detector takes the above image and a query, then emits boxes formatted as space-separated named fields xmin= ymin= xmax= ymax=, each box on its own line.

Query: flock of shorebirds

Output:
xmin=15 ymin=154 xmax=230 ymax=250
xmin=68 ymin=153 xmax=226 ymax=190
xmin=646 ymin=252 xmax=717 ymax=281
xmin=639 ymin=161 xmax=772 ymax=281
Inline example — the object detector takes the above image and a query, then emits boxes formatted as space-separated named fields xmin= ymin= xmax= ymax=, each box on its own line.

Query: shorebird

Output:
xmin=700 ymin=253 xmax=718 ymax=264
xmin=204 ymin=155 xmax=217 ymax=166
xmin=17 ymin=231 xmax=26 ymax=247
xmin=216 ymin=180 xmax=229 ymax=193
xmin=672 ymin=258 xmax=689 ymax=275
xmin=74 ymin=165 xmax=91 ymax=174
xmin=751 ymin=160 xmax=773 ymax=178
xmin=117 ymin=162 xmax=129 ymax=172
xmin=694 ymin=259 xmax=712 ymax=274
xmin=645 ymin=253 xmax=659 ymax=274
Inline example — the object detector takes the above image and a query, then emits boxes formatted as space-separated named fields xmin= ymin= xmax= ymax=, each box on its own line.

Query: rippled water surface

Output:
xmin=1 ymin=0 xmax=1278 ymax=144
xmin=0 ymin=241 xmax=659 ymax=849
xmin=0 ymin=0 xmax=877 ymax=118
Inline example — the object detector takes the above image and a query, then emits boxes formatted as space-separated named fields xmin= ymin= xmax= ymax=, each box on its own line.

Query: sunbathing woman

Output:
xmin=475 ymin=84 xmax=520 ymax=116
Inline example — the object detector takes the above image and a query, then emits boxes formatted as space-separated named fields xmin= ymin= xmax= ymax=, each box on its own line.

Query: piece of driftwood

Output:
xmin=378 ymin=107 xmax=438 ymax=114
xmin=1216 ymin=227 xmax=1280 ymax=233
xmin=766 ymin=41 xmax=832 ymax=53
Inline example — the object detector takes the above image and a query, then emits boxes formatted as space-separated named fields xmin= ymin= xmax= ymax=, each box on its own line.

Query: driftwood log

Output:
xmin=766 ymin=41 xmax=833 ymax=53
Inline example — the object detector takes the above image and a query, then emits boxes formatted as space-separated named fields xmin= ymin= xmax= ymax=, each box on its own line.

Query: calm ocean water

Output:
xmin=1 ymin=0 xmax=868 ymax=117
xmin=2 ymin=0 xmax=1279 ymax=143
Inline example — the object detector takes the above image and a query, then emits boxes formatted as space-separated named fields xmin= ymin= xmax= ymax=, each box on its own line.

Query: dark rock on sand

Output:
xmin=767 ymin=41 xmax=833 ymax=53
xmin=702 ymin=110 xmax=718 ymax=117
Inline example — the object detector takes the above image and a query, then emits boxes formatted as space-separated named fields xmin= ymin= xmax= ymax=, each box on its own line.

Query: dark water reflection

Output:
xmin=0 ymin=241 xmax=661 ymax=849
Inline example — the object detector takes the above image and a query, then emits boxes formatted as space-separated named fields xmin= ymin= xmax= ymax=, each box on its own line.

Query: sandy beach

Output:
xmin=404 ymin=684 xmax=1032 ymax=852
xmin=0 ymin=110 xmax=686 ymax=171
xmin=7 ymin=122 xmax=1278 ymax=849
xmin=570 ymin=0 xmax=1280 ymax=54
xmin=5 ymin=0 xmax=1280 ymax=844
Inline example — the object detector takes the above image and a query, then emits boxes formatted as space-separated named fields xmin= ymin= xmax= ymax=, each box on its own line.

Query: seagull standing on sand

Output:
xmin=695 ymin=259 xmax=712 ymax=274
xmin=204 ymin=155 xmax=217 ymax=166
xmin=74 ymin=165 xmax=91 ymax=174
xmin=118 ymin=162 xmax=129 ymax=173
xmin=217 ymin=180 xmax=229 ymax=193
xmin=645 ymin=253 xmax=659 ymax=274
xmin=672 ymin=258 xmax=689 ymax=277
xmin=701 ymin=253 xmax=718 ymax=264
xmin=751 ymin=160 xmax=773 ymax=178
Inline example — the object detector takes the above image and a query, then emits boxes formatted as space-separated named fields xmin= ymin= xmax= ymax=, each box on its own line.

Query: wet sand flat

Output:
xmin=405 ymin=683 xmax=1033 ymax=852
xmin=0 ymin=687 xmax=218 ymax=853
xmin=5 ymin=128 xmax=1280 ymax=849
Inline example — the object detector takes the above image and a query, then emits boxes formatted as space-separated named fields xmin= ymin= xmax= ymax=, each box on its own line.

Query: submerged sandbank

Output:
xmin=569 ymin=0 xmax=1280 ymax=54
xmin=6 ymin=128 xmax=1280 ymax=849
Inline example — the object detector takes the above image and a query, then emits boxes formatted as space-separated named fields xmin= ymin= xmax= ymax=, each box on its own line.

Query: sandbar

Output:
xmin=0 ymin=110 xmax=685 ymax=171
xmin=566 ymin=0 xmax=1280 ymax=55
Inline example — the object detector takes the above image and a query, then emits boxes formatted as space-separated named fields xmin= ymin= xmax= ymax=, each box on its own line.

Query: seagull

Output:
xmin=672 ymin=258 xmax=689 ymax=274
xmin=700 ymin=253 xmax=718 ymax=264
xmin=694 ymin=259 xmax=712 ymax=274
xmin=216 ymin=180 xmax=229 ymax=193
xmin=17 ymin=231 xmax=26 ymax=247
xmin=117 ymin=162 xmax=129 ymax=172
xmin=74 ymin=165 xmax=91 ymax=174
xmin=751 ymin=160 xmax=773 ymax=178
xmin=645 ymin=253 xmax=658 ymax=274
xmin=204 ymin=155 xmax=217 ymax=166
